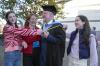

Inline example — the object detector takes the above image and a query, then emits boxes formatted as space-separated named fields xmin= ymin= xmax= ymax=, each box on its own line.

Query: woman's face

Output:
xmin=29 ymin=15 xmax=36 ymax=24
xmin=75 ymin=16 xmax=85 ymax=29
xmin=7 ymin=13 xmax=17 ymax=24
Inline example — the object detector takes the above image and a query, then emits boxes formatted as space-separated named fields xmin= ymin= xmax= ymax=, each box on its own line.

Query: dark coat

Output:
xmin=67 ymin=29 xmax=90 ymax=59
xmin=45 ymin=23 xmax=66 ymax=66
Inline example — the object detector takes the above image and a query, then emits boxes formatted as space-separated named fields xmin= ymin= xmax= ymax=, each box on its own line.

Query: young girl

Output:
xmin=67 ymin=15 xmax=98 ymax=66
xmin=3 ymin=11 xmax=38 ymax=66
xmin=22 ymin=14 xmax=41 ymax=66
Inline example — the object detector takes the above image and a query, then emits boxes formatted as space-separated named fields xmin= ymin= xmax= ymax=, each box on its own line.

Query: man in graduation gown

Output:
xmin=40 ymin=5 xmax=66 ymax=66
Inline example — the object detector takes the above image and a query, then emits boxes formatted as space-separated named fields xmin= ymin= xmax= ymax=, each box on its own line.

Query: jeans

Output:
xmin=23 ymin=54 xmax=33 ymax=66
xmin=4 ymin=50 xmax=21 ymax=66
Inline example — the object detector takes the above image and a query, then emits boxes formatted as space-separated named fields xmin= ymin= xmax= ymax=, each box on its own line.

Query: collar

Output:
xmin=47 ymin=20 xmax=53 ymax=25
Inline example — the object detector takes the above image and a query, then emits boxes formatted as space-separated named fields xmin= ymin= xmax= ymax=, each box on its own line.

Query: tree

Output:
xmin=0 ymin=0 xmax=71 ymax=19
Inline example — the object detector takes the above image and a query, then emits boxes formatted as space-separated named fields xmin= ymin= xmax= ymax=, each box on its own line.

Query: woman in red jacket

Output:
xmin=22 ymin=14 xmax=42 ymax=66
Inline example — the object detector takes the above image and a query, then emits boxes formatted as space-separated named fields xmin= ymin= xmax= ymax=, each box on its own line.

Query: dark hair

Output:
xmin=5 ymin=11 xmax=18 ymax=28
xmin=77 ymin=15 xmax=91 ymax=46
xmin=24 ymin=14 xmax=36 ymax=28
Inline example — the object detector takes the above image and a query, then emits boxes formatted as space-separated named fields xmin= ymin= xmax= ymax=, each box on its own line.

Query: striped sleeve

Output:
xmin=14 ymin=28 xmax=35 ymax=36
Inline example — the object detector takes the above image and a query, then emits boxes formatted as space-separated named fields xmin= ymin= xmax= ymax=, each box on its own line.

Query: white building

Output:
xmin=62 ymin=0 xmax=100 ymax=32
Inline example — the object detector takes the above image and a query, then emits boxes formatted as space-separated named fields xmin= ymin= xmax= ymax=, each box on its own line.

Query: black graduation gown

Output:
xmin=45 ymin=23 xmax=66 ymax=66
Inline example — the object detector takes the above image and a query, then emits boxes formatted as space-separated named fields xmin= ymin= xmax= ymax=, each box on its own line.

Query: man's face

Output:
xmin=42 ymin=11 xmax=51 ymax=22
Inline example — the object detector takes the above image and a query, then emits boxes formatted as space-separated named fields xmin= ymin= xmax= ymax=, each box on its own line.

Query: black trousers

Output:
xmin=23 ymin=54 xmax=33 ymax=66
xmin=23 ymin=48 xmax=40 ymax=66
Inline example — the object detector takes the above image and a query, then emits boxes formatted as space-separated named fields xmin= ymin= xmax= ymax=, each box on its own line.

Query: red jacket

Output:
xmin=3 ymin=24 xmax=35 ymax=52
xmin=22 ymin=28 xmax=41 ymax=54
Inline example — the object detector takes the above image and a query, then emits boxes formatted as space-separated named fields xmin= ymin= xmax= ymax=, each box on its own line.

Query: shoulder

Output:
xmin=3 ymin=24 xmax=11 ymax=30
xmin=90 ymin=34 xmax=95 ymax=38
xmin=53 ymin=21 xmax=63 ymax=27
xmin=4 ymin=24 xmax=10 ymax=28
xmin=89 ymin=34 xmax=96 ymax=45
xmin=71 ymin=30 xmax=76 ymax=35
xmin=91 ymin=30 xmax=96 ymax=35
xmin=69 ymin=30 xmax=77 ymax=38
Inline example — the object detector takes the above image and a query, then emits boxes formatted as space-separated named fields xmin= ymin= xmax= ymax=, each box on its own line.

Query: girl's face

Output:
xmin=75 ymin=16 xmax=85 ymax=29
xmin=7 ymin=13 xmax=17 ymax=24
xmin=29 ymin=15 xmax=36 ymax=24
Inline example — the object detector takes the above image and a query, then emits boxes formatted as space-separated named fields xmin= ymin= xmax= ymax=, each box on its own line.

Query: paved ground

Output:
xmin=0 ymin=40 xmax=100 ymax=66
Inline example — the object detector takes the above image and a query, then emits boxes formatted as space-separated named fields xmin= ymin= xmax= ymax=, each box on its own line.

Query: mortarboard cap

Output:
xmin=42 ymin=5 xmax=57 ymax=15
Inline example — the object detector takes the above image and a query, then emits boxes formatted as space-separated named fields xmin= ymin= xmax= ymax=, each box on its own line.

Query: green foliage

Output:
xmin=3 ymin=0 xmax=16 ymax=10
xmin=0 ymin=0 xmax=70 ymax=19
xmin=26 ymin=0 xmax=33 ymax=4
xmin=0 ymin=34 xmax=3 ymax=39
